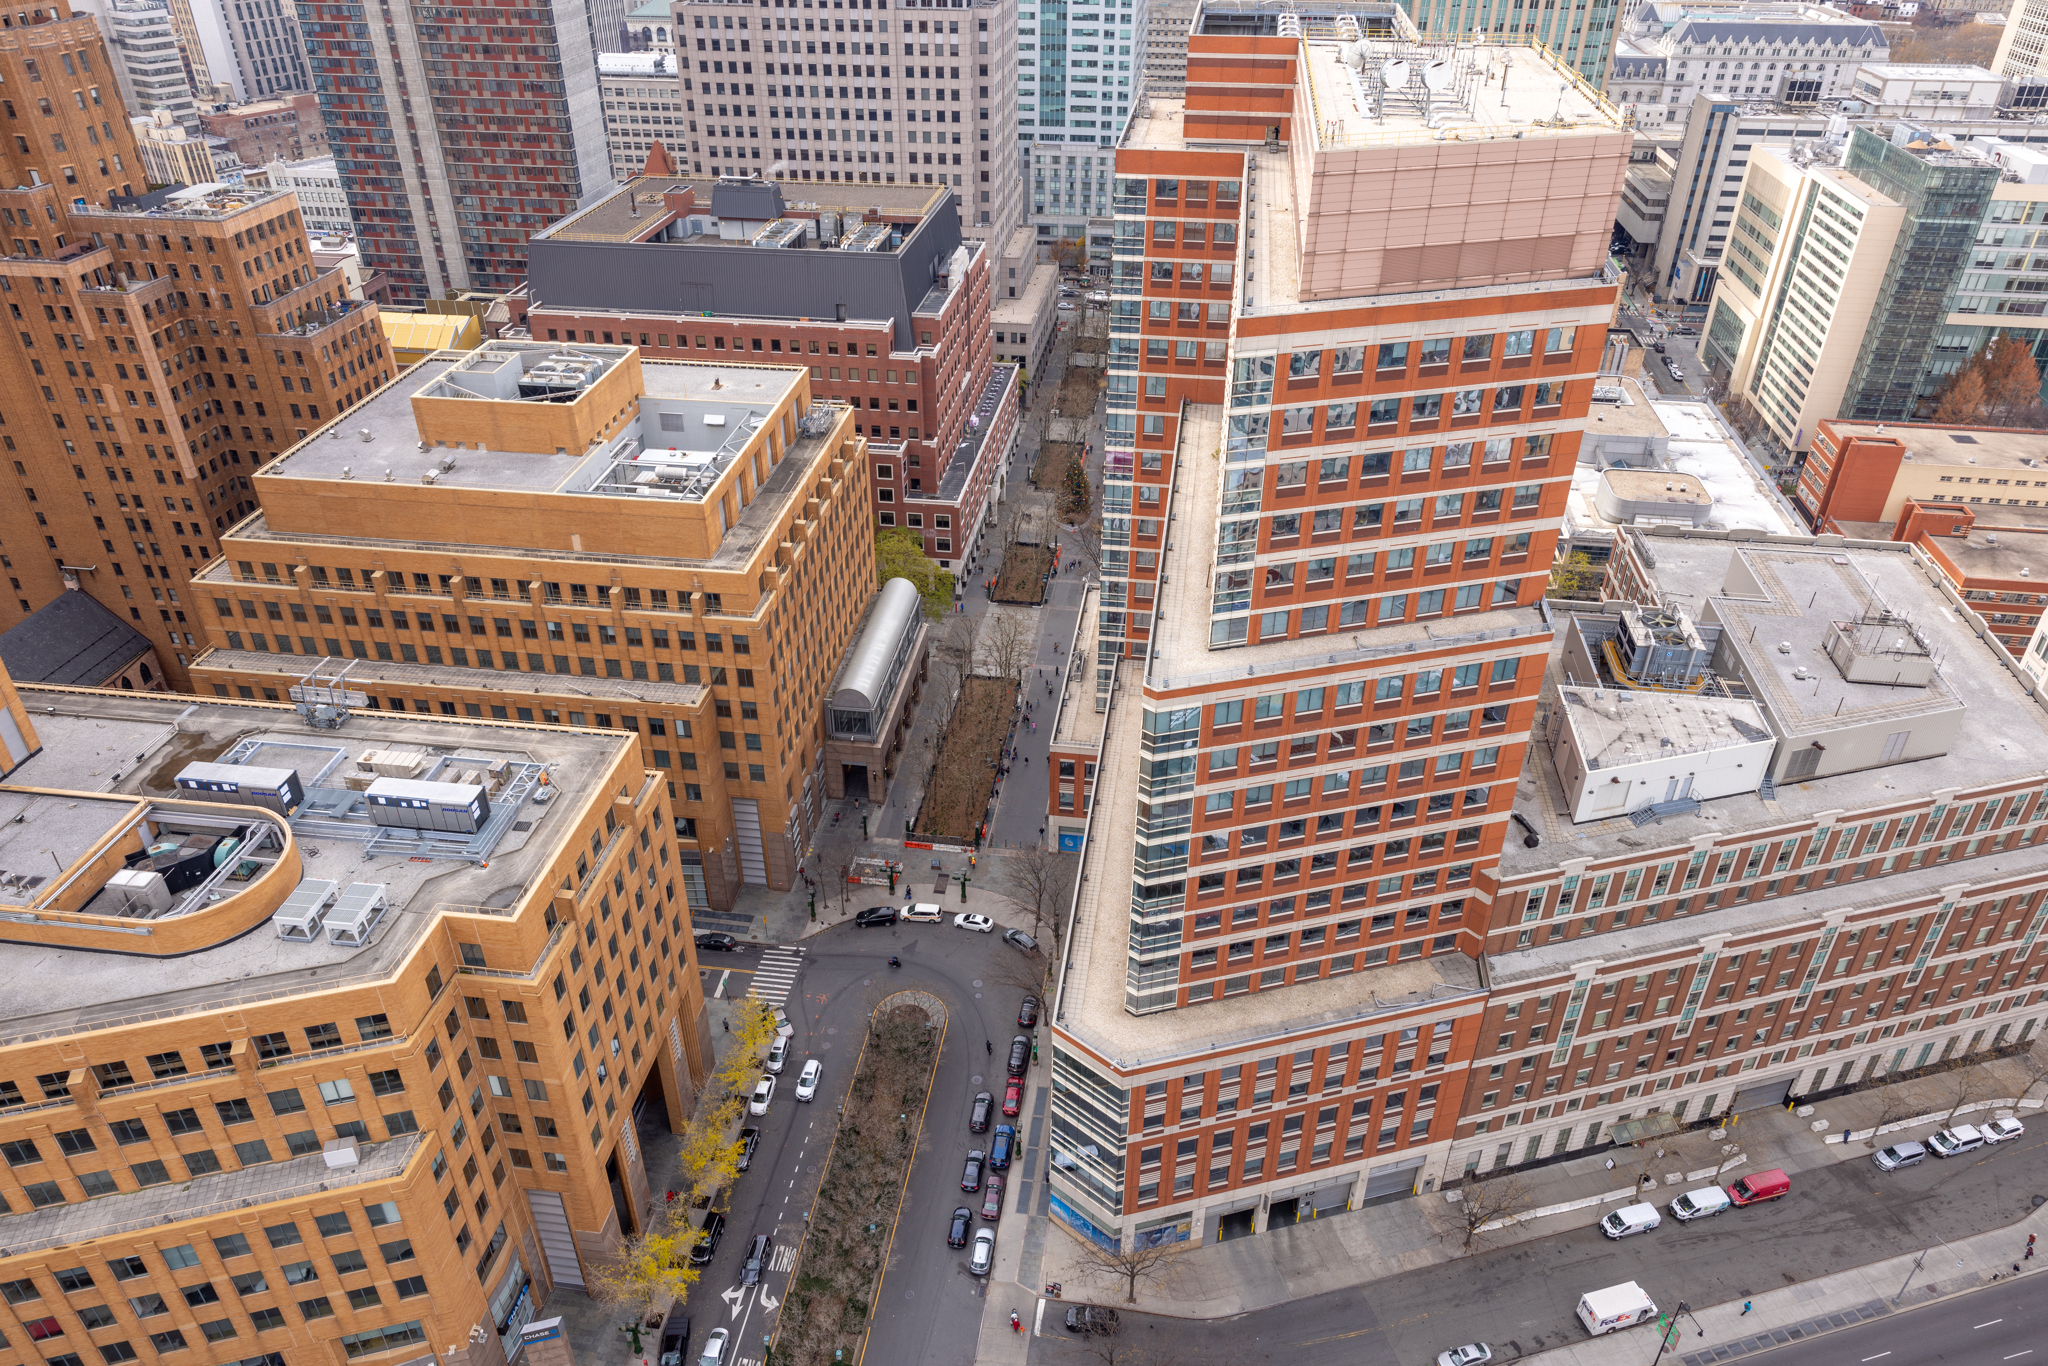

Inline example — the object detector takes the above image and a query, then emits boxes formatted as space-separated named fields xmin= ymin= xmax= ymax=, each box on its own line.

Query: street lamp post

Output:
xmin=1649 ymin=1300 xmax=1703 ymax=1366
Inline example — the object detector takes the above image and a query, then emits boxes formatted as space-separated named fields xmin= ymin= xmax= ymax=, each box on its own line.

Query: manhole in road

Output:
xmin=972 ymin=1074 xmax=985 ymax=1086
xmin=827 ymin=1027 xmax=839 ymax=1036
xmin=974 ymin=992 xmax=982 ymax=1000
xmin=972 ymin=979 xmax=984 ymax=988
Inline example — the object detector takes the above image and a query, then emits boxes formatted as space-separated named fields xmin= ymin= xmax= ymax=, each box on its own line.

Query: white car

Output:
xmin=772 ymin=1006 xmax=794 ymax=1039
xmin=748 ymin=1076 xmax=775 ymax=1116
xmin=1437 ymin=1347 xmax=1493 ymax=1366
xmin=1057 ymin=301 xmax=1076 ymax=311
xmin=697 ymin=1328 xmax=729 ymax=1366
xmin=796 ymin=1058 xmax=822 ymax=1101
xmin=968 ymin=1226 xmax=996 ymax=1275
xmin=954 ymin=913 xmax=995 ymax=933
xmin=765 ymin=1037 xmax=789 ymax=1074
xmin=1982 ymin=1116 xmax=2026 ymax=1144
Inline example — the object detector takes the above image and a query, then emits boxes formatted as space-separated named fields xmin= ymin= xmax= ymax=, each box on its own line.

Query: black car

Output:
xmin=657 ymin=1317 xmax=691 ymax=1366
xmin=854 ymin=905 xmax=898 ymax=927
xmin=1007 ymin=1035 xmax=1031 ymax=1077
xmin=961 ymin=1149 xmax=985 ymax=1192
xmin=694 ymin=932 xmax=740 ymax=952
xmin=741 ymin=1232 xmax=773 ymax=1286
xmin=1018 ymin=995 xmax=1040 ymax=1028
xmin=989 ymin=1124 xmax=1015 ymax=1170
xmin=736 ymin=1127 xmax=760 ymax=1172
xmin=969 ymin=1091 xmax=993 ymax=1132
xmin=1065 ymin=1306 xmax=1120 ymax=1335
xmin=688 ymin=1211 xmax=725 ymax=1267
xmin=947 ymin=1206 xmax=973 ymax=1248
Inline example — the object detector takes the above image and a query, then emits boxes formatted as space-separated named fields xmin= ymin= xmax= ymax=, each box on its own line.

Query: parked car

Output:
xmin=657 ymin=1317 xmax=691 ymax=1366
xmin=766 ymin=1038 xmax=789 ymax=1074
xmin=970 ymin=1091 xmax=993 ymax=1132
xmin=981 ymin=1173 xmax=1006 ymax=1221
xmin=1652 ymin=342 xmax=1667 ymax=354
xmin=1018 ymin=995 xmax=1040 ymax=1028
xmin=1008 ymin=1035 xmax=1031 ymax=1076
xmin=1058 ymin=301 xmax=1076 ymax=311
xmin=1928 ymin=1125 xmax=1985 ymax=1158
xmin=902 ymin=902 xmax=943 ymax=922
xmin=737 ymin=1127 xmax=760 ymax=1172
xmin=961 ymin=1149 xmax=985 ymax=1192
xmin=1060 ymin=287 xmax=1079 ymax=297
xmin=1436 ymin=1346 xmax=1493 ymax=1366
xmin=748 ymin=1076 xmax=775 ymax=1116
xmin=1874 ymin=1140 xmax=1927 ymax=1171
xmin=1065 ymin=1306 xmax=1120 ymax=1335
xmin=694 ymin=932 xmax=739 ymax=952
xmin=1600 ymin=1202 xmax=1661 ymax=1239
xmin=989 ymin=1124 xmax=1015 ymax=1170
xmin=772 ymin=1006 xmax=794 ymax=1038
xmin=796 ymin=1058 xmax=822 ymax=1101
xmin=741 ymin=1233 xmax=773 ymax=1286
xmin=955 ymin=912 xmax=995 ymax=933
xmin=1982 ymin=1116 xmax=2026 ymax=1144
xmin=1003 ymin=928 xmax=1039 ymax=952
xmin=947 ymin=1206 xmax=973 ymax=1248
xmin=969 ymin=1227 xmax=996 ymax=1276
xmin=697 ymin=1328 xmax=729 ymax=1366
xmin=854 ymin=905 xmax=898 ymax=927
xmin=1668 ymin=1186 xmax=1730 ymax=1221
xmin=1003 ymin=1077 xmax=1024 ymax=1116
xmin=688 ymin=1211 xmax=725 ymax=1267
xmin=1726 ymin=1168 xmax=1791 ymax=1204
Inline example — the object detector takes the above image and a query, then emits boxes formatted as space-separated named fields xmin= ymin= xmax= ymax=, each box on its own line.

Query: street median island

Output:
xmin=992 ymin=543 xmax=1053 ymax=604
xmin=911 ymin=675 xmax=1013 ymax=841
xmin=1032 ymin=438 xmax=1081 ymax=489
xmin=774 ymin=998 xmax=945 ymax=1366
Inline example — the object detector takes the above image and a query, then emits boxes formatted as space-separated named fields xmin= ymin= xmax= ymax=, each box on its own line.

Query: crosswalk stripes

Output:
xmin=745 ymin=945 xmax=805 ymax=1006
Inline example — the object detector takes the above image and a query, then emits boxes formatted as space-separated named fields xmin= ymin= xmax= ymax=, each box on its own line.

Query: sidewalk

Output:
xmin=1027 ymin=1053 xmax=2047 ymax=1320
xmin=1533 ymin=1200 xmax=2048 ymax=1366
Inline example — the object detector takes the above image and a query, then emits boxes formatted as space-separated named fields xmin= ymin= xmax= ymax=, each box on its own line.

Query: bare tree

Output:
xmin=927 ymin=612 xmax=976 ymax=697
xmin=981 ymin=609 xmax=1033 ymax=681
xmin=1007 ymin=843 xmax=1078 ymax=953
xmin=1444 ymin=1171 xmax=1536 ymax=1253
xmin=1068 ymin=1229 xmax=1185 ymax=1305
xmin=1939 ymin=1061 xmax=1989 ymax=1124
xmin=1860 ymin=1080 xmax=1922 ymax=1148
xmin=2013 ymin=1040 xmax=2048 ymax=1108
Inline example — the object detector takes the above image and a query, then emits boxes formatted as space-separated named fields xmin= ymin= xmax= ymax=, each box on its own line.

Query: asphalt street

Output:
xmin=1716 ymin=1274 xmax=2046 ymax=1366
xmin=676 ymin=917 xmax=1045 ymax=1366
xmin=1024 ymin=1130 xmax=2048 ymax=1366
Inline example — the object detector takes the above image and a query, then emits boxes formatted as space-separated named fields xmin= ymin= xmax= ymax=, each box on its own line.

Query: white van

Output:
xmin=1577 ymin=1282 xmax=1657 ymax=1336
xmin=1599 ymin=1202 xmax=1662 ymax=1239
xmin=1668 ymin=1186 xmax=1732 ymax=1221
xmin=902 ymin=902 xmax=943 ymax=923
xmin=1927 ymin=1124 xmax=1984 ymax=1157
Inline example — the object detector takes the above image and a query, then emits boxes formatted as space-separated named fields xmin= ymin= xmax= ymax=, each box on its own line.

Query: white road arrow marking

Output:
xmin=720 ymin=1284 xmax=751 ymax=1319
xmin=759 ymin=1292 xmax=780 ymax=1312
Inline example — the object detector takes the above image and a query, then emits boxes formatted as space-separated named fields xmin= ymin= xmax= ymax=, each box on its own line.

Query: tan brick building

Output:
xmin=197 ymin=93 xmax=326 ymax=171
xmin=187 ymin=342 xmax=876 ymax=913
xmin=0 ymin=661 xmax=713 ymax=1366
xmin=0 ymin=4 xmax=391 ymax=692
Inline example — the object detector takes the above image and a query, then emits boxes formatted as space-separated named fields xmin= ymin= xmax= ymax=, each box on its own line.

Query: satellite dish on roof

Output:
xmin=1423 ymin=58 xmax=1453 ymax=92
xmin=1382 ymin=59 xmax=1411 ymax=91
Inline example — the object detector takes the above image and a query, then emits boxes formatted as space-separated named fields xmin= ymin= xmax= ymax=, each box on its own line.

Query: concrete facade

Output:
xmin=186 ymin=343 xmax=879 ymax=915
xmin=0 ymin=673 xmax=713 ymax=1366
xmin=0 ymin=10 xmax=391 ymax=695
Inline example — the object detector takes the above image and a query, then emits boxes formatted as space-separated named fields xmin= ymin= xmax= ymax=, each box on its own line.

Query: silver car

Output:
xmin=968 ymin=1226 xmax=996 ymax=1275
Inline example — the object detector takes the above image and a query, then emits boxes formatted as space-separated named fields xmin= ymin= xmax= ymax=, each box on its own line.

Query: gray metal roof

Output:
xmin=1673 ymin=18 xmax=1887 ymax=45
xmin=833 ymin=578 xmax=921 ymax=713
xmin=0 ymin=592 xmax=153 ymax=686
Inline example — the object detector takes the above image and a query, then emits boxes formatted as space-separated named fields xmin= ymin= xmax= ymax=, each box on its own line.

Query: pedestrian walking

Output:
xmin=1010 ymin=1311 xmax=1022 ymax=1334
xmin=1740 ymin=1302 xmax=1752 ymax=1317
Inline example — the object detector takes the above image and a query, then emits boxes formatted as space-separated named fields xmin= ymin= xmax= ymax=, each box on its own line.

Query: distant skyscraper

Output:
xmin=76 ymin=0 xmax=201 ymax=130
xmin=187 ymin=0 xmax=306 ymax=97
xmin=1020 ymin=0 xmax=1146 ymax=262
xmin=1995 ymin=0 xmax=2048 ymax=78
xmin=302 ymin=0 xmax=615 ymax=301
xmin=1403 ymin=0 xmax=1620 ymax=85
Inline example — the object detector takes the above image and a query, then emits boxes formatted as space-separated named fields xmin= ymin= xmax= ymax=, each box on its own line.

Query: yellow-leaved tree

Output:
xmin=590 ymin=1224 xmax=699 ymax=1321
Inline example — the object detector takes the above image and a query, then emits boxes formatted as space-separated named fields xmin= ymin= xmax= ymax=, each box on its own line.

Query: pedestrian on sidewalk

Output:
xmin=1010 ymin=1311 xmax=1022 ymax=1334
xmin=1740 ymin=1302 xmax=1752 ymax=1316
